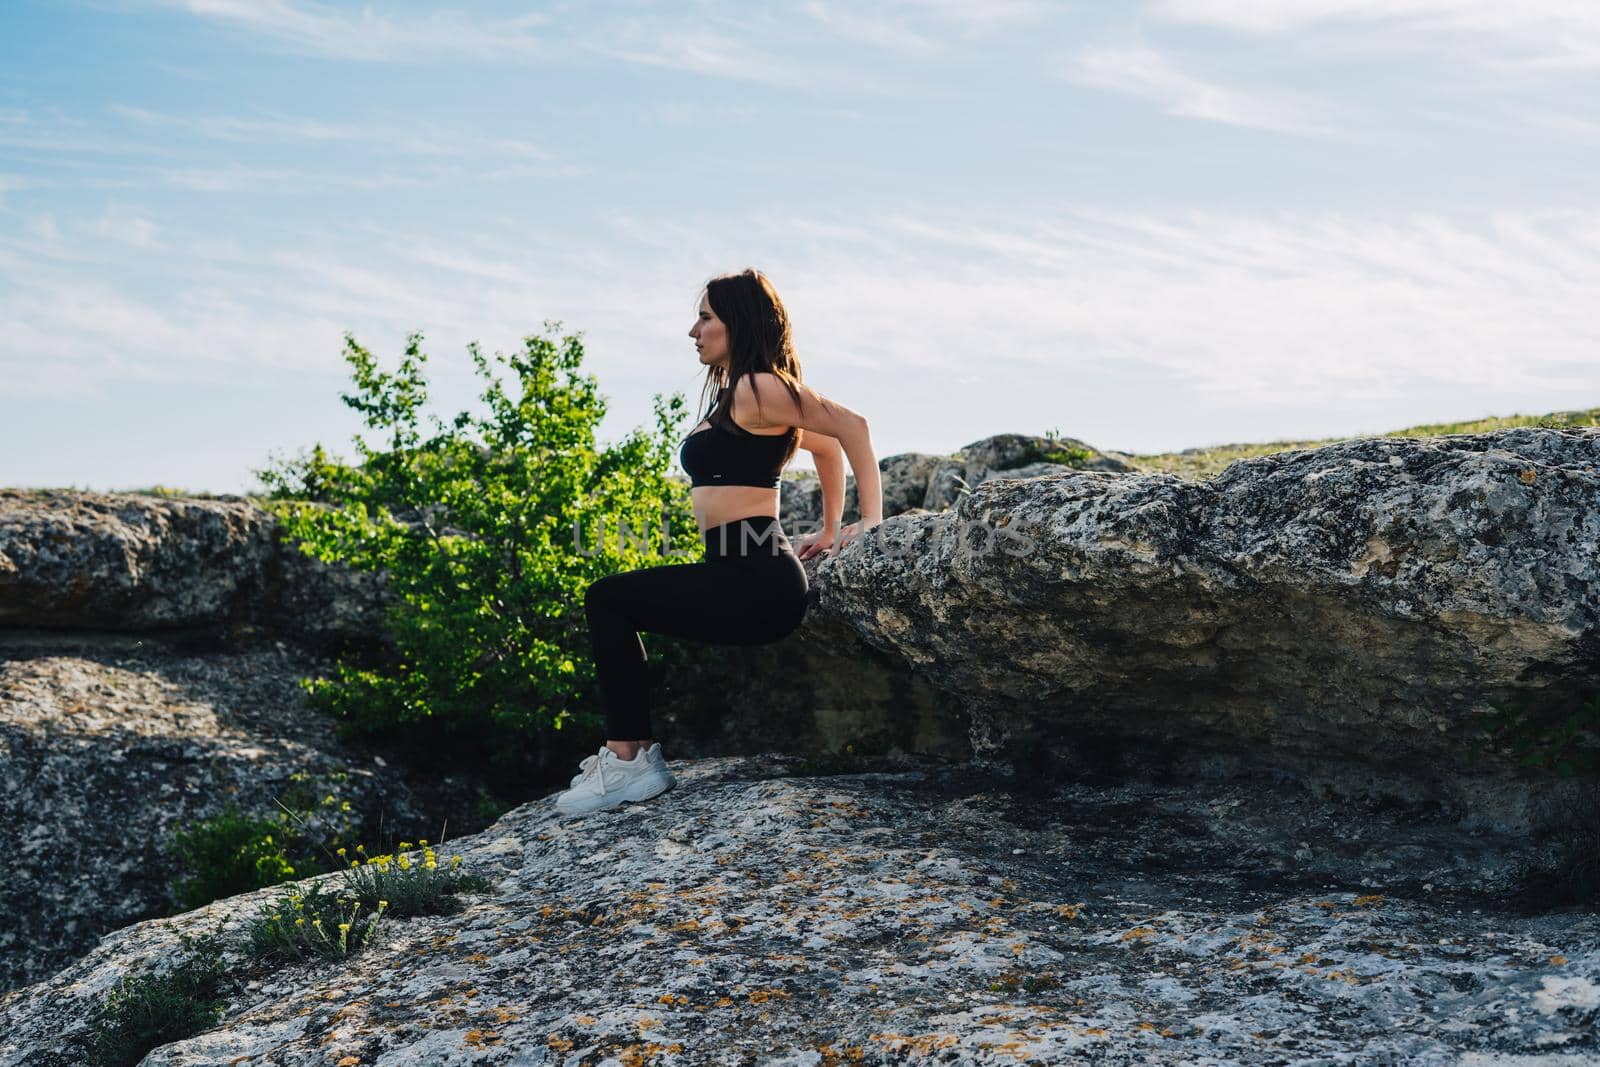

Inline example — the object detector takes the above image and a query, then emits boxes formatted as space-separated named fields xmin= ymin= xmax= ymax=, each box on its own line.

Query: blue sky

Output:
xmin=3 ymin=0 xmax=1598 ymax=494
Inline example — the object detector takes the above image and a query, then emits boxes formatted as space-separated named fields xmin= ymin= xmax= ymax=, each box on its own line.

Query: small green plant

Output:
xmin=244 ymin=874 xmax=386 ymax=964
xmin=1470 ymin=690 xmax=1600 ymax=777
xmin=335 ymin=838 xmax=484 ymax=917
xmin=83 ymin=920 xmax=233 ymax=1067
xmin=125 ymin=484 xmax=195 ymax=498
xmin=243 ymin=835 xmax=494 ymax=964
xmin=1037 ymin=428 xmax=1094 ymax=467
xmin=166 ymin=770 xmax=364 ymax=913
xmin=1040 ymin=446 xmax=1093 ymax=466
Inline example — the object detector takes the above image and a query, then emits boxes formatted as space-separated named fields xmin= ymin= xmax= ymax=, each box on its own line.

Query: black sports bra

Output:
xmin=679 ymin=387 xmax=795 ymax=489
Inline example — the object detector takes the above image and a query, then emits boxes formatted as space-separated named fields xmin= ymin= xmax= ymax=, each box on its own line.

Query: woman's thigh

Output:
xmin=585 ymin=560 xmax=804 ymax=647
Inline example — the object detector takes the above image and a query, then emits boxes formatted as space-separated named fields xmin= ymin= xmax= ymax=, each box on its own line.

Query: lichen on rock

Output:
xmin=1 ymin=757 xmax=1596 ymax=1065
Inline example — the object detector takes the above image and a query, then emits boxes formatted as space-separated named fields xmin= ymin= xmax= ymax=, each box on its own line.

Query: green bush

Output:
xmin=84 ymin=921 xmax=232 ymax=1067
xmin=252 ymin=324 xmax=699 ymax=780
xmin=167 ymin=802 xmax=297 ymax=913
xmin=166 ymin=770 xmax=364 ymax=913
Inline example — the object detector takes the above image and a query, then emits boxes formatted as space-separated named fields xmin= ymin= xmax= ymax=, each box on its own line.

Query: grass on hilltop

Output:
xmin=1121 ymin=406 xmax=1600 ymax=481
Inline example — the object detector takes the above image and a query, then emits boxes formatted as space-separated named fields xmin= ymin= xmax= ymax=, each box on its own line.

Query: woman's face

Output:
xmin=688 ymin=294 xmax=728 ymax=369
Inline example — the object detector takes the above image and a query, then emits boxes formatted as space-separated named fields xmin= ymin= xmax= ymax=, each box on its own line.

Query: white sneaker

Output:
xmin=638 ymin=742 xmax=678 ymax=793
xmin=567 ymin=743 xmax=677 ymax=787
xmin=555 ymin=743 xmax=677 ymax=817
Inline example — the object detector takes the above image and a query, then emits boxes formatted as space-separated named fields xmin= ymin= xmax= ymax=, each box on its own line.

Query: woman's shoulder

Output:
xmin=729 ymin=373 xmax=798 ymax=435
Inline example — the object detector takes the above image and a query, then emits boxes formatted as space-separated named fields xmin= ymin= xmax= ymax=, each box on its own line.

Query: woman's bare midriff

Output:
xmin=686 ymin=412 xmax=790 ymax=533
xmin=691 ymin=484 xmax=779 ymax=532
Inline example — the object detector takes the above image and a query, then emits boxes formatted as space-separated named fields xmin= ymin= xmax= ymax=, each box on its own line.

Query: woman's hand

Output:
xmin=795 ymin=526 xmax=836 ymax=561
xmin=831 ymin=516 xmax=882 ymax=554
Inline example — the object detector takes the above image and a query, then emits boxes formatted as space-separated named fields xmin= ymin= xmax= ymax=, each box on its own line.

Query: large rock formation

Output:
xmin=780 ymin=432 xmax=1134 ymax=534
xmin=1 ymin=756 xmax=1596 ymax=1065
xmin=0 ymin=489 xmax=394 ymax=653
xmin=809 ymin=427 xmax=1600 ymax=832
xmin=4 ymin=428 xmax=1596 ymax=833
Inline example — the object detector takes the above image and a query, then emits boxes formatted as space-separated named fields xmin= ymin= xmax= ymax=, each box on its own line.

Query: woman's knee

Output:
xmin=585 ymin=567 xmax=681 ymax=625
xmin=584 ymin=574 xmax=624 ymax=618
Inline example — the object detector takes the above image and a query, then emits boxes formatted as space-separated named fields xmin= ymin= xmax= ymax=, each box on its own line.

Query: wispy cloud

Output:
xmin=0 ymin=174 xmax=41 ymax=206
xmin=582 ymin=26 xmax=924 ymax=97
xmin=9 ymin=201 xmax=1597 ymax=408
xmin=798 ymin=1 xmax=945 ymax=54
xmin=0 ymin=107 xmax=169 ymax=157
xmin=643 ymin=100 xmax=762 ymax=127
xmin=1515 ymin=109 xmax=1600 ymax=139
xmin=109 ymin=104 xmax=358 ymax=142
xmin=89 ymin=207 xmax=160 ymax=248
xmin=151 ymin=0 xmax=553 ymax=63
xmin=880 ymin=0 xmax=1052 ymax=30
xmin=139 ymin=0 xmax=1020 ymax=93
xmin=859 ymin=206 xmax=1600 ymax=400
xmin=108 ymin=104 xmax=571 ymax=165
xmin=147 ymin=164 xmax=408 ymax=193
xmin=1064 ymin=44 xmax=1336 ymax=136
xmin=1 ymin=104 xmax=581 ymax=193
xmin=1153 ymin=0 xmax=1600 ymax=72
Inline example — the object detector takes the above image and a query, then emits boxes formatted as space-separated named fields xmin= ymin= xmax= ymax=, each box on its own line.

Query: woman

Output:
xmin=555 ymin=268 xmax=884 ymax=816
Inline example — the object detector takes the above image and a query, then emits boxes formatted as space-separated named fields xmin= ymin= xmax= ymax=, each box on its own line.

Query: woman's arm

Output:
xmin=798 ymin=429 xmax=846 ymax=534
xmin=836 ymin=416 xmax=882 ymax=526
xmin=742 ymin=374 xmax=883 ymax=548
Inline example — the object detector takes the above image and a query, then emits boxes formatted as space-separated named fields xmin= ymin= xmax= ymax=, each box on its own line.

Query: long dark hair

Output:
xmin=696 ymin=268 xmax=804 ymax=472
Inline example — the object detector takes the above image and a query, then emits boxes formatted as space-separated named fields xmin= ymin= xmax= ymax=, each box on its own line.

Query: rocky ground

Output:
xmin=0 ymin=631 xmax=496 ymax=994
xmin=2 ymin=754 xmax=1595 ymax=1065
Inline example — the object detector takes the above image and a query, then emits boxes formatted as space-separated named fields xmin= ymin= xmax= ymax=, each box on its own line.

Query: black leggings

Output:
xmin=583 ymin=515 xmax=809 ymax=740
